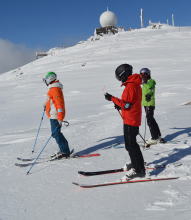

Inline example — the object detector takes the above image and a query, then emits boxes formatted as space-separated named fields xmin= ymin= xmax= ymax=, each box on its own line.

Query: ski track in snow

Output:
xmin=146 ymin=185 xmax=190 ymax=212
xmin=0 ymin=26 xmax=191 ymax=220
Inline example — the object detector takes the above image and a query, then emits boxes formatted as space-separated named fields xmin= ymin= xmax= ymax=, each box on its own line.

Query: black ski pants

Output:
xmin=123 ymin=124 xmax=145 ymax=173
xmin=144 ymin=106 xmax=161 ymax=140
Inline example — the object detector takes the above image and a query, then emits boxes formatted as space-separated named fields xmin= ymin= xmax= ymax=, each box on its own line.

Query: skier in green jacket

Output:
xmin=140 ymin=68 xmax=165 ymax=145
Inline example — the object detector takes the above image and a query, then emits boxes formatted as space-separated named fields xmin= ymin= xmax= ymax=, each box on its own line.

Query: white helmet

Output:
xmin=43 ymin=72 xmax=57 ymax=85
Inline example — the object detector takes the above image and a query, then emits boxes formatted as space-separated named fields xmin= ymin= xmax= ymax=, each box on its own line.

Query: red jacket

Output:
xmin=111 ymin=74 xmax=142 ymax=126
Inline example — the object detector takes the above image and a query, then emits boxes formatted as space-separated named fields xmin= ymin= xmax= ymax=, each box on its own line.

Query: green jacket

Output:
xmin=142 ymin=79 xmax=156 ymax=106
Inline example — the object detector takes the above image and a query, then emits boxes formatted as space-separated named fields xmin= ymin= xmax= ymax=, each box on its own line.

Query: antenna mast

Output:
xmin=140 ymin=8 xmax=144 ymax=28
xmin=172 ymin=14 xmax=175 ymax=26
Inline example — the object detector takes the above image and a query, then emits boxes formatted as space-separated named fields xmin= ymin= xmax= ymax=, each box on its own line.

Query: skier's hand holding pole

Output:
xmin=104 ymin=92 xmax=113 ymax=101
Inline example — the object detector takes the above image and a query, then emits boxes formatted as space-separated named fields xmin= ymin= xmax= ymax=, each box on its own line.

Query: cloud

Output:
xmin=0 ymin=39 xmax=35 ymax=74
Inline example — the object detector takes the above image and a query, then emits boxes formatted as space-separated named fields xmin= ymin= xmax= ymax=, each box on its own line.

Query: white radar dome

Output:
xmin=99 ymin=10 xmax=118 ymax=27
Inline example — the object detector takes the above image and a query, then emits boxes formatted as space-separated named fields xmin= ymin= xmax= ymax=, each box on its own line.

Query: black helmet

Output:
xmin=140 ymin=68 xmax=151 ymax=76
xmin=115 ymin=64 xmax=133 ymax=82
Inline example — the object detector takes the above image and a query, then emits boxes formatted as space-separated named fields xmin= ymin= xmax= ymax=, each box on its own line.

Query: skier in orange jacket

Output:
xmin=43 ymin=72 xmax=71 ymax=159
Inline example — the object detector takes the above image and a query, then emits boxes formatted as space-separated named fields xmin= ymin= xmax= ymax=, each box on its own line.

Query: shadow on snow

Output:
xmin=164 ymin=127 xmax=191 ymax=143
xmin=75 ymin=127 xmax=191 ymax=176
xmin=75 ymin=135 xmax=124 ymax=155
xmin=148 ymin=146 xmax=191 ymax=175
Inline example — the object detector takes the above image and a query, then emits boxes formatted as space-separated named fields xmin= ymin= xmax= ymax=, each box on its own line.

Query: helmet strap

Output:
xmin=121 ymin=72 xmax=131 ymax=83
xmin=49 ymin=80 xmax=57 ymax=84
xmin=142 ymin=74 xmax=150 ymax=83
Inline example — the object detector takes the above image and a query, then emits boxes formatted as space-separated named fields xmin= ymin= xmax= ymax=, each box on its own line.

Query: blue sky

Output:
xmin=0 ymin=0 xmax=190 ymax=49
xmin=0 ymin=0 xmax=190 ymax=73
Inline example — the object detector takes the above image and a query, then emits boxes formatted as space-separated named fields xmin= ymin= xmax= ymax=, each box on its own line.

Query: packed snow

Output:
xmin=0 ymin=26 xmax=191 ymax=220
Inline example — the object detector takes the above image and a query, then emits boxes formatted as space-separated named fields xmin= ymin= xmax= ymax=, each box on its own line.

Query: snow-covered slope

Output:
xmin=0 ymin=27 xmax=191 ymax=220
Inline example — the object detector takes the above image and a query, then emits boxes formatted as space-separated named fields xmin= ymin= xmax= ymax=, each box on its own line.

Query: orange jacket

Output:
xmin=111 ymin=74 xmax=142 ymax=127
xmin=45 ymin=81 xmax=65 ymax=121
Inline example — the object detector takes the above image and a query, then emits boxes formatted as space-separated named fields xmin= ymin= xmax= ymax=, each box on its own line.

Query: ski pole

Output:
xmin=116 ymin=108 xmax=123 ymax=119
xmin=138 ymin=132 xmax=148 ymax=146
xmin=32 ymin=109 xmax=45 ymax=153
xmin=144 ymin=107 xmax=148 ymax=141
xmin=27 ymin=125 xmax=59 ymax=175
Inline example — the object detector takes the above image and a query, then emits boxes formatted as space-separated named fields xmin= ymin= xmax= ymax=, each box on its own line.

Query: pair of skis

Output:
xmin=15 ymin=153 xmax=101 ymax=167
xmin=73 ymin=164 xmax=180 ymax=188
xmin=16 ymin=153 xmax=179 ymax=188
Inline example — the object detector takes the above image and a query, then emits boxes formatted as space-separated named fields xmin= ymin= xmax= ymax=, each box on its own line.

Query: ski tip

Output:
xmin=15 ymin=163 xmax=29 ymax=167
xmin=72 ymin=182 xmax=80 ymax=186
xmin=78 ymin=171 xmax=87 ymax=176
xmin=15 ymin=163 xmax=23 ymax=167
xmin=72 ymin=182 xmax=88 ymax=188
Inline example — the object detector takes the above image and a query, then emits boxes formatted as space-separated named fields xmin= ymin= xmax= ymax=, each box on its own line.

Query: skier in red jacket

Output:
xmin=104 ymin=64 xmax=145 ymax=180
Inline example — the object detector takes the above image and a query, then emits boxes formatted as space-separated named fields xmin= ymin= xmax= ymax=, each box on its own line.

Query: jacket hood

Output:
xmin=122 ymin=74 xmax=142 ymax=86
xmin=48 ymin=80 xmax=63 ymax=89
xmin=147 ymin=78 xmax=156 ymax=86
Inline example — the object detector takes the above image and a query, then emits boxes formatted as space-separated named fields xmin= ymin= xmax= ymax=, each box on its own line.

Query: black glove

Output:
xmin=104 ymin=93 xmax=112 ymax=101
xmin=145 ymin=94 xmax=151 ymax=102
xmin=114 ymin=104 xmax=121 ymax=110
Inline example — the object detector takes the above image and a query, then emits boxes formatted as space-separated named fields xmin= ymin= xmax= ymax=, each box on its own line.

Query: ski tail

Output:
xmin=74 ymin=153 xmax=101 ymax=158
xmin=17 ymin=157 xmax=35 ymax=162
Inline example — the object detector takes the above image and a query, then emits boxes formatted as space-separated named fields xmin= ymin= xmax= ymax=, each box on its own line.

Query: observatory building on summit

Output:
xmin=96 ymin=8 xmax=121 ymax=36
xmin=100 ymin=9 xmax=117 ymax=27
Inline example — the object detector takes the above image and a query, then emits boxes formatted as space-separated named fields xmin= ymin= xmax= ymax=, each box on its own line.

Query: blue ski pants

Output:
xmin=50 ymin=119 xmax=70 ymax=155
